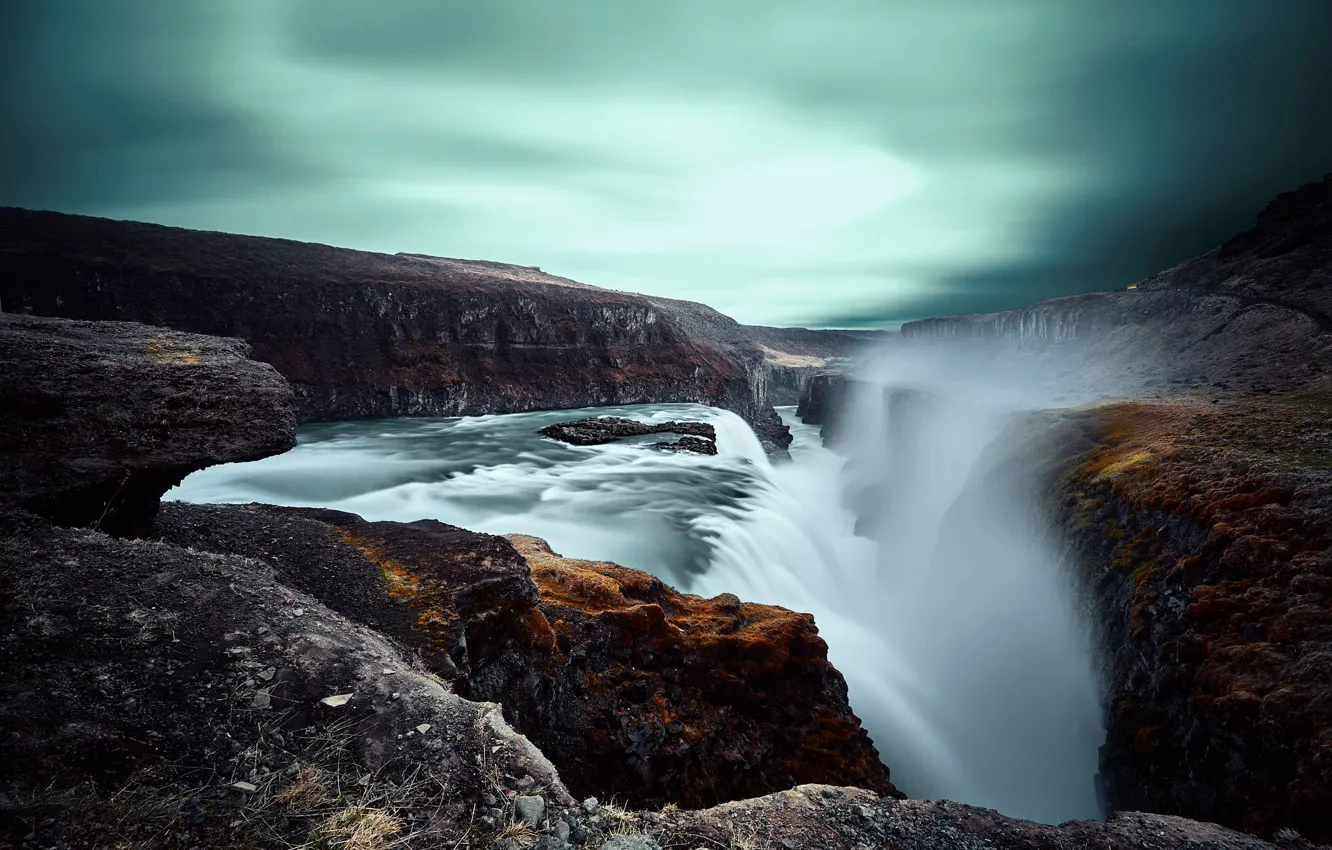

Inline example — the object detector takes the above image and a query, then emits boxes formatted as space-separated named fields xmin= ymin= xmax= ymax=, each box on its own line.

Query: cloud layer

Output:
xmin=3 ymin=1 xmax=1331 ymax=326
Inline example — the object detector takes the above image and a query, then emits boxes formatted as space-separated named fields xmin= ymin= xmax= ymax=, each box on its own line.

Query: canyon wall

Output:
xmin=892 ymin=176 xmax=1332 ymax=841
xmin=901 ymin=175 xmax=1332 ymax=396
xmin=0 ymin=208 xmax=867 ymax=454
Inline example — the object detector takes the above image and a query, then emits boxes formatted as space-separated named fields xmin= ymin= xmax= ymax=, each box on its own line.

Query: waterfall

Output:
xmin=170 ymin=383 xmax=1104 ymax=823
xmin=696 ymin=356 xmax=1104 ymax=823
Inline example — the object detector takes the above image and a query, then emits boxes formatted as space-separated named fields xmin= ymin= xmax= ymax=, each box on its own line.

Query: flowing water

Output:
xmin=170 ymin=386 xmax=1103 ymax=823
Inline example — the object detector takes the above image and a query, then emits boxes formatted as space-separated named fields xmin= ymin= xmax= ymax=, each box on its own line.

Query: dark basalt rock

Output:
xmin=1053 ymin=399 xmax=1332 ymax=841
xmin=539 ymin=416 xmax=717 ymax=452
xmin=650 ymin=435 xmax=718 ymax=455
xmin=0 ymin=313 xmax=294 ymax=536
xmin=796 ymin=371 xmax=876 ymax=447
xmin=153 ymin=503 xmax=896 ymax=810
xmin=0 ymin=509 xmax=570 ymax=848
xmin=0 ymin=207 xmax=871 ymax=458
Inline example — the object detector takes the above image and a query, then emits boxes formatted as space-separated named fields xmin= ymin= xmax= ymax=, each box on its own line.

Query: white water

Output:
xmin=169 ymin=385 xmax=1103 ymax=823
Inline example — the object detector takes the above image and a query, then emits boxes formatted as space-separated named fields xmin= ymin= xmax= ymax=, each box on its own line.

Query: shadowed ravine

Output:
xmin=171 ymin=396 xmax=1104 ymax=824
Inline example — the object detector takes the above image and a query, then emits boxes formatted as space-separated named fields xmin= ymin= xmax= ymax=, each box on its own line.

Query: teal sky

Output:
xmin=3 ymin=1 xmax=1331 ymax=327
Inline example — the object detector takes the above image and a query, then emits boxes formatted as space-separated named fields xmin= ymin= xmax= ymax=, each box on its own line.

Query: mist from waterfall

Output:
xmin=695 ymin=348 xmax=1105 ymax=822
xmin=169 ymin=356 xmax=1105 ymax=823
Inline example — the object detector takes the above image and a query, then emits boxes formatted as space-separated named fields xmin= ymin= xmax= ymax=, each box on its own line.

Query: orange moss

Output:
xmin=332 ymin=526 xmax=460 ymax=646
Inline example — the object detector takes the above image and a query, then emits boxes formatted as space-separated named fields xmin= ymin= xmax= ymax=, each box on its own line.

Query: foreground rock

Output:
xmin=0 ymin=207 xmax=880 ymax=455
xmin=0 ymin=510 xmax=570 ymax=849
xmin=512 ymin=535 xmax=899 ymax=808
xmin=0 ymin=314 xmax=294 ymax=536
xmin=154 ymin=503 xmax=896 ymax=809
xmin=540 ymin=416 xmax=717 ymax=454
xmin=650 ymin=785 xmax=1281 ymax=850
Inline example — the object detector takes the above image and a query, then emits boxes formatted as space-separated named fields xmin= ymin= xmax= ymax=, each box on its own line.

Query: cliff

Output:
xmin=1054 ymin=397 xmax=1332 ymax=840
xmin=869 ymin=176 xmax=1332 ymax=841
xmin=0 ymin=207 xmax=870 ymax=455
xmin=1 ymin=314 xmax=1278 ymax=849
xmin=901 ymin=175 xmax=1332 ymax=396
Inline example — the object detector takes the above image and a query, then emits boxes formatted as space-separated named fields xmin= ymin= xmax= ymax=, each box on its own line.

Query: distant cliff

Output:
xmin=901 ymin=175 xmax=1332 ymax=395
xmin=0 ymin=208 xmax=869 ymax=453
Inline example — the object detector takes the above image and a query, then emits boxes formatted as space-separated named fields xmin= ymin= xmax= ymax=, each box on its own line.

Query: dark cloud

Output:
xmin=2 ymin=1 xmax=1330 ymax=326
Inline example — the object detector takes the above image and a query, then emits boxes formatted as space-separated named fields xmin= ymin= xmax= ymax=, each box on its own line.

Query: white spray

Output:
xmin=695 ymin=348 xmax=1104 ymax=823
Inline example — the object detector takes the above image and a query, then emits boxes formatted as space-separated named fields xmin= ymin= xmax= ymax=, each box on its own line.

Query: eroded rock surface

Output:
xmin=152 ymin=503 xmax=897 ymax=810
xmin=0 ymin=510 xmax=569 ymax=848
xmin=0 ymin=314 xmax=294 ymax=535
xmin=651 ymin=785 xmax=1280 ymax=850
xmin=510 ymin=534 xmax=899 ymax=808
xmin=1054 ymin=397 xmax=1332 ymax=840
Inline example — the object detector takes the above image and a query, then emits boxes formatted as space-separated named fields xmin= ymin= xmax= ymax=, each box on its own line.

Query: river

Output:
xmin=169 ymin=393 xmax=1103 ymax=823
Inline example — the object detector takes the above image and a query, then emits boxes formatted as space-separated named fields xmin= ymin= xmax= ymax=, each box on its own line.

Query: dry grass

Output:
xmin=4 ymin=712 xmax=467 ymax=850
xmin=304 ymin=804 xmax=405 ymax=850
xmin=491 ymin=820 xmax=537 ymax=848
xmin=275 ymin=767 xmax=332 ymax=813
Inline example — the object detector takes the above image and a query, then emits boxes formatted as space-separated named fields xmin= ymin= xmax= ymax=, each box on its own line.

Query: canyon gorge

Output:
xmin=1 ymin=175 xmax=1330 ymax=849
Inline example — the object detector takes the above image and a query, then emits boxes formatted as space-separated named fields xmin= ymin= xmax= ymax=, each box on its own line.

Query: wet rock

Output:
xmin=539 ymin=416 xmax=715 ymax=449
xmin=648 ymin=436 xmax=717 ymax=455
xmin=0 ymin=314 xmax=294 ymax=536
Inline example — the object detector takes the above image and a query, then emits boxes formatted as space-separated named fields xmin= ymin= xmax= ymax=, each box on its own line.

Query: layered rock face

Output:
xmin=0 ymin=313 xmax=294 ymax=536
xmin=901 ymin=175 xmax=1332 ymax=397
xmin=0 ymin=207 xmax=869 ymax=455
xmin=1053 ymin=398 xmax=1332 ymax=841
xmin=746 ymin=325 xmax=887 ymax=405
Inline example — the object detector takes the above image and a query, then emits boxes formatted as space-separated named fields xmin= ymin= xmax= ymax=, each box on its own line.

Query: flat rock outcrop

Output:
xmin=0 ymin=313 xmax=294 ymax=536
xmin=0 ymin=207 xmax=870 ymax=456
xmin=539 ymin=416 xmax=717 ymax=454
xmin=651 ymin=785 xmax=1279 ymax=850
xmin=0 ymin=508 xmax=571 ymax=849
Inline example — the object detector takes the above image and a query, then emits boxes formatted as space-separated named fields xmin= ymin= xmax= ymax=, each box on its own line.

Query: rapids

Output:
xmin=169 ymin=392 xmax=1103 ymax=823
